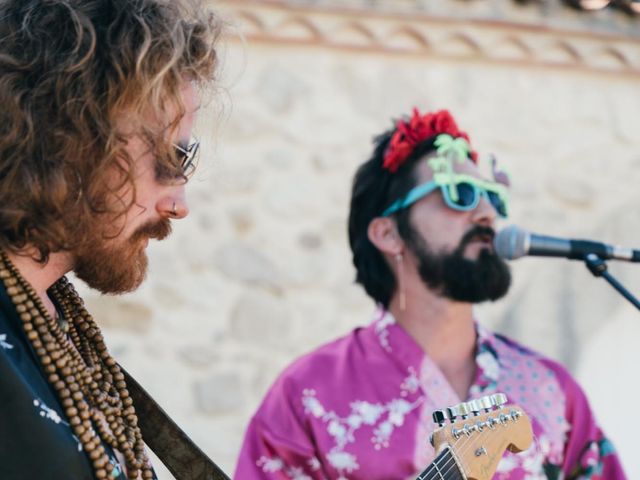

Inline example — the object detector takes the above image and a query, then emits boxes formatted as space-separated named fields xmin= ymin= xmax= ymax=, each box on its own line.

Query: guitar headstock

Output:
xmin=430 ymin=393 xmax=533 ymax=480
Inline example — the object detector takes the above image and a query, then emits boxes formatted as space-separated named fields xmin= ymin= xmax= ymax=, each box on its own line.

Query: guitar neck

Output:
xmin=416 ymin=447 xmax=465 ymax=480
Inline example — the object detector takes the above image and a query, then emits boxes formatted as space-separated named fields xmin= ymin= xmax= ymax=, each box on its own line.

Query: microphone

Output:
xmin=494 ymin=225 xmax=640 ymax=262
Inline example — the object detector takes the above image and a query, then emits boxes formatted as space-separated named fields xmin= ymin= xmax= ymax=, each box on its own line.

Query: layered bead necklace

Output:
xmin=0 ymin=250 xmax=153 ymax=479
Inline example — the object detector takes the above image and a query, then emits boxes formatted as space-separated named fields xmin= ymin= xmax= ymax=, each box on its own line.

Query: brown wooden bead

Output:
xmin=0 ymin=256 xmax=150 ymax=479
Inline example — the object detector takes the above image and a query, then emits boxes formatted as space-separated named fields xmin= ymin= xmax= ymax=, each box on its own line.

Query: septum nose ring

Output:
xmin=170 ymin=201 xmax=177 ymax=217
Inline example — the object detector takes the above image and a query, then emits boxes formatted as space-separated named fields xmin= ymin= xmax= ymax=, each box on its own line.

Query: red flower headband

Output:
xmin=382 ymin=108 xmax=478 ymax=173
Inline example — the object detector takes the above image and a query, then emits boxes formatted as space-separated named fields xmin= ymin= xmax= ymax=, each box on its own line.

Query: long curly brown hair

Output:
xmin=0 ymin=0 xmax=221 ymax=262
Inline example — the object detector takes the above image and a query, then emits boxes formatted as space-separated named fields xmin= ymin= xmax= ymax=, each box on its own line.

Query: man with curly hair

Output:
xmin=235 ymin=109 xmax=626 ymax=479
xmin=0 ymin=0 xmax=220 ymax=478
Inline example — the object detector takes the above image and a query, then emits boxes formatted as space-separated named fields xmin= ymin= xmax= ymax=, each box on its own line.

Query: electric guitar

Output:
xmin=416 ymin=393 xmax=533 ymax=480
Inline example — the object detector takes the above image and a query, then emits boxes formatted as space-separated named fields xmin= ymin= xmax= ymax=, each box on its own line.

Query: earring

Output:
xmin=395 ymin=253 xmax=406 ymax=312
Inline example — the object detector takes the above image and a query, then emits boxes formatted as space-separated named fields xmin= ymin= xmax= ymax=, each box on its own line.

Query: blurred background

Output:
xmin=79 ymin=0 xmax=640 ymax=477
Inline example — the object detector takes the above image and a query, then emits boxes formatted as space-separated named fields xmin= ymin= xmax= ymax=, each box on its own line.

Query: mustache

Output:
xmin=458 ymin=225 xmax=496 ymax=250
xmin=131 ymin=218 xmax=172 ymax=243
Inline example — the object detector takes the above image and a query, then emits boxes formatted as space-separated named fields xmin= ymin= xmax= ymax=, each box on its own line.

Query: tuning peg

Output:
xmin=466 ymin=399 xmax=481 ymax=416
xmin=432 ymin=409 xmax=446 ymax=427
xmin=446 ymin=404 xmax=462 ymax=421
xmin=477 ymin=395 xmax=493 ymax=412
xmin=491 ymin=393 xmax=508 ymax=409
xmin=456 ymin=402 xmax=470 ymax=419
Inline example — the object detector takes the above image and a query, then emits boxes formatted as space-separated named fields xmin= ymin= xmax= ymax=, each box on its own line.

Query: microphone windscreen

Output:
xmin=494 ymin=225 xmax=528 ymax=260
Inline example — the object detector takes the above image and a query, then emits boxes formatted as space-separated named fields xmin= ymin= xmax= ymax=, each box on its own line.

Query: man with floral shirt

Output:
xmin=234 ymin=109 xmax=626 ymax=479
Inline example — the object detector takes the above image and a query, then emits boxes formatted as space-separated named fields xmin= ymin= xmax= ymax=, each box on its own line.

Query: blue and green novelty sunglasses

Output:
xmin=382 ymin=173 xmax=509 ymax=218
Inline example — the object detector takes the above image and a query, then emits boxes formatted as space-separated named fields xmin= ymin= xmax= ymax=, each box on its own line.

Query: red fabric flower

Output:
xmin=382 ymin=109 xmax=477 ymax=173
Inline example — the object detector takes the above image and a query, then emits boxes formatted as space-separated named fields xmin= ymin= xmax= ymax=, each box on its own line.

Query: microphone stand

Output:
xmin=583 ymin=253 xmax=640 ymax=311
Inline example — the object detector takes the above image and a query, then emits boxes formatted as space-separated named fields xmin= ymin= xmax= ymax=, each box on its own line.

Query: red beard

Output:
xmin=73 ymin=218 xmax=172 ymax=294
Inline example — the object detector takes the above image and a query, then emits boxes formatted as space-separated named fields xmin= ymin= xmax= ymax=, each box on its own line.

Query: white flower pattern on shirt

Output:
xmin=373 ymin=311 xmax=395 ymax=353
xmin=34 ymin=398 xmax=64 ymax=425
xmin=257 ymin=456 xmax=314 ymax=479
xmin=0 ymin=333 xmax=13 ymax=350
xmin=33 ymin=398 xmax=86 ymax=453
xmin=301 ymin=367 xmax=423 ymax=476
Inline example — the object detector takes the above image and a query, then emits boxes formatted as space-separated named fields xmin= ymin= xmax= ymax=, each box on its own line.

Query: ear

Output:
xmin=368 ymin=217 xmax=404 ymax=256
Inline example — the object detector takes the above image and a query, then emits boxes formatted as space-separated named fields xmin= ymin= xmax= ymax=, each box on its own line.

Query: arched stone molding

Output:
xmin=216 ymin=0 xmax=640 ymax=76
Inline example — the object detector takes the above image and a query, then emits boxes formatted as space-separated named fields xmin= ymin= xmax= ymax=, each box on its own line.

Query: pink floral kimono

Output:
xmin=235 ymin=309 xmax=626 ymax=480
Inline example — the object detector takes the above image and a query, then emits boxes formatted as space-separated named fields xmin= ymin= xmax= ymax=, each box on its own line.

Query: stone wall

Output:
xmin=78 ymin=1 xmax=640 ymax=477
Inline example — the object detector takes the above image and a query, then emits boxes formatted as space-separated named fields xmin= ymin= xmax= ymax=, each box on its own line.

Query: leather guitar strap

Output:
xmin=121 ymin=365 xmax=231 ymax=480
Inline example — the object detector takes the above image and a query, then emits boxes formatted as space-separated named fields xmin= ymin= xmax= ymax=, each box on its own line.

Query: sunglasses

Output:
xmin=382 ymin=174 xmax=509 ymax=218
xmin=173 ymin=138 xmax=200 ymax=178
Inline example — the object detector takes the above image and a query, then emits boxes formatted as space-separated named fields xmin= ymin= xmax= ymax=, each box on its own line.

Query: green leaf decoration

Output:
xmin=427 ymin=156 xmax=449 ymax=173
xmin=434 ymin=134 xmax=470 ymax=164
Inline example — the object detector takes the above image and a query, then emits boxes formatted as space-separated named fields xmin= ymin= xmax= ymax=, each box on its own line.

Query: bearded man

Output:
xmin=235 ymin=109 xmax=626 ymax=479
xmin=0 ymin=0 xmax=219 ymax=478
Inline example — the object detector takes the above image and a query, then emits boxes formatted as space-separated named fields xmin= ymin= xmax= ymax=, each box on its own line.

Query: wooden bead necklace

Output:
xmin=0 ymin=250 xmax=153 ymax=479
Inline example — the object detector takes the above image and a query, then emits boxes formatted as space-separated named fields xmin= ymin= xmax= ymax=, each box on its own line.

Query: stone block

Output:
xmin=229 ymin=289 xmax=292 ymax=348
xmin=213 ymin=244 xmax=281 ymax=290
xmin=194 ymin=372 xmax=246 ymax=415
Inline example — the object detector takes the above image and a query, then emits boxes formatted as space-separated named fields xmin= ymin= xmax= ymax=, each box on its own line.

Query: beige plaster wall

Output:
xmin=77 ymin=3 xmax=640 ymax=478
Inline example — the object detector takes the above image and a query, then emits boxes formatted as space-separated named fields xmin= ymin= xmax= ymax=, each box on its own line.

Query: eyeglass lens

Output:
xmin=452 ymin=182 xmax=477 ymax=208
xmin=175 ymin=141 xmax=199 ymax=176
xmin=451 ymin=182 xmax=507 ymax=218
xmin=487 ymin=191 xmax=507 ymax=218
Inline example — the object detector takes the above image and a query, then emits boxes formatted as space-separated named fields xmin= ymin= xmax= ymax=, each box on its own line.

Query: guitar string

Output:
xmin=430 ymin=406 xmax=531 ymax=480
xmin=437 ymin=415 xmax=512 ymax=480
xmin=419 ymin=425 xmax=489 ymax=480
xmin=428 ymin=410 xmax=524 ymax=480
xmin=418 ymin=406 xmax=528 ymax=480
xmin=420 ymin=420 xmax=505 ymax=480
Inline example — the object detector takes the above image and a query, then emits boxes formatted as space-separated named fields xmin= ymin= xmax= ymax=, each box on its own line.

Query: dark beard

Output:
xmin=407 ymin=225 xmax=511 ymax=303
xmin=73 ymin=218 xmax=172 ymax=294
